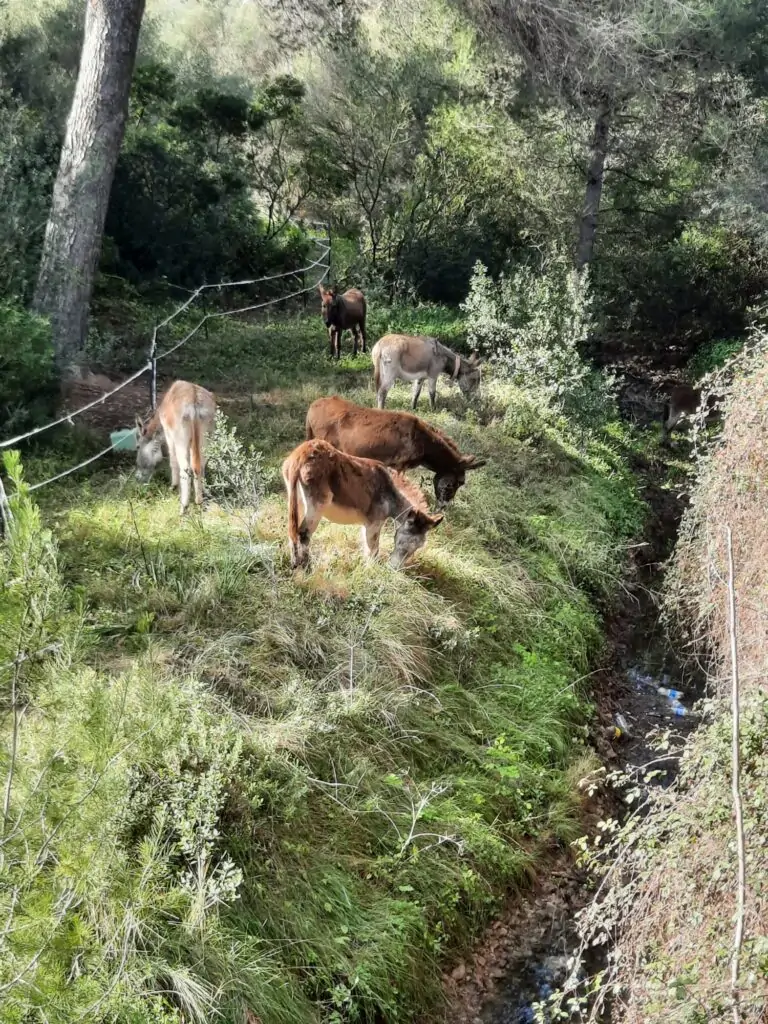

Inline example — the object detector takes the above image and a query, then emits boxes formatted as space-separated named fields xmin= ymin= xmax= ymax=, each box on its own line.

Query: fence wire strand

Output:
xmin=0 ymin=238 xmax=329 ymax=453
xmin=1 ymin=239 xmax=331 ymax=495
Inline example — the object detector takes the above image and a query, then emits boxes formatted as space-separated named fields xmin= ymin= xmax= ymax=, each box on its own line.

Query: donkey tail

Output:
xmin=285 ymin=459 xmax=301 ymax=547
xmin=190 ymin=419 xmax=203 ymax=476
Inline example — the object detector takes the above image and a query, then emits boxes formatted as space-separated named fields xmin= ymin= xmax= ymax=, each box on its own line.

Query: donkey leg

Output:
xmin=411 ymin=379 xmax=424 ymax=409
xmin=178 ymin=462 xmax=192 ymax=514
xmin=361 ymin=522 xmax=382 ymax=561
xmin=352 ymin=325 xmax=359 ymax=358
xmin=377 ymin=382 xmax=391 ymax=409
xmin=360 ymin=321 xmax=367 ymax=354
xmin=168 ymin=442 xmax=180 ymax=489
xmin=193 ymin=462 xmax=205 ymax=506
xmin=427 ymin=376 xmax=437 ymax=411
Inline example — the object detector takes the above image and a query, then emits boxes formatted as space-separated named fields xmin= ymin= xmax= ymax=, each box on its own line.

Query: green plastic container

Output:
xmin=110 ymin=428 xmax=137 ymax=452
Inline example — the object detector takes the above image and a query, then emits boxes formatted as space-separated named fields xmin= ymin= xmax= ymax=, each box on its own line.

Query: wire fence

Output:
xmin=0 ymin=232 xmax=331 ymax=499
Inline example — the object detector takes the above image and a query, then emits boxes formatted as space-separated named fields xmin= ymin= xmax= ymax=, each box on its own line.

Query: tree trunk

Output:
xmin=32 ymin=0 xmax=146 ymax=372
xmin=575 ymin=104 xmax=611 ymax=274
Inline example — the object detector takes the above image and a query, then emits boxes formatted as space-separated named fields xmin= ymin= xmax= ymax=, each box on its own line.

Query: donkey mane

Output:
xmin=418 ymin=418 xmax=463 ymax=459
xmin=388 ymin=469 xmax=431 ymax=513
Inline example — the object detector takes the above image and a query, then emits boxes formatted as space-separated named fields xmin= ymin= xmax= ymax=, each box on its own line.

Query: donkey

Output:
xmin=282 ymin=439 xmax=443 ymax=569
xmin=305 ymin=396 xmax=486 ymax=508
xmin=661 ymin=383 xmax=721 ymax=443
xmin=371 ymin=334 xmax=482 ymax=410
xmin=318 ymin=285 xmax=367 ymax=359
xmin=135 ymin=380 xmax=216 ymax=513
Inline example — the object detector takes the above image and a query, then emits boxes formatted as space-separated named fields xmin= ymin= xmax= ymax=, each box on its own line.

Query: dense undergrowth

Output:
xmin=561 ymin=330 xmax=768 ymax=1024
xmin=0 ymin=307 xmax=645 ymax=1023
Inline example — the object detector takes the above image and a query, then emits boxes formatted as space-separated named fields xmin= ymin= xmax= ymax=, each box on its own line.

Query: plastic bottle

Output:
xmin=669 ymin=700 xmax=688 ymax=717
xmin=658 ymin=687 xmax=684 ymax=700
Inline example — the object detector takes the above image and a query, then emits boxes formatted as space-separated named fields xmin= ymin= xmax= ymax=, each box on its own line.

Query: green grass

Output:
xmin=687 ymin=336 xmax=744 ymax=380
xmin=1 ymin=306 xmax=645 ymax=1024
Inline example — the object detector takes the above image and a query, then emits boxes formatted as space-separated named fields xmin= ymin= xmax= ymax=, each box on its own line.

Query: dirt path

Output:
xmin=442 ymin=361 xmax=704 ymax=1024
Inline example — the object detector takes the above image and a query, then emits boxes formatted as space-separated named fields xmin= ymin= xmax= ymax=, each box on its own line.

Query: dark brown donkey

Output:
xmin=305 ymin=396 xmax=487 ymax=508
xmin=318 ymin=285 xmax=367 ymax=359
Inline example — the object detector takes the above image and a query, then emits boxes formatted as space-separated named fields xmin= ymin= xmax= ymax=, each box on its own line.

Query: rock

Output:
xmin=451 ymin=962 xmax=467 ymax=982
xmin=490 ymin=967 xmax=507 ymax=980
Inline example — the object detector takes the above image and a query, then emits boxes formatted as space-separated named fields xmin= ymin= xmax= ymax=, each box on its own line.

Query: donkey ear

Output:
xmin=426 ymin=512 xmax=444 ymax=528
xmin=135 ymin=414 xmax=145 ymax=433
xmin=317 ymin=283 xmax=325 ymax=295
xmin=463 ymin=455 xmax=487 ymax=470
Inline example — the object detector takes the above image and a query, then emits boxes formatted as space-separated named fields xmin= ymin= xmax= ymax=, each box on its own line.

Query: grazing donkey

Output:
xmin=305 ymin=396 xmax=487 ymax=508
xmin=661 ymin=383 xmax=721 ymax=443
xmin=371 ymin=334 xmax=482 ymax=410
xmin=282 ymin=439 xmax=443 ymax=569
xmin=135 ymin=380 xmax=216 ymax=513
xmin=318 ymin=284 xmax=367 ymax=359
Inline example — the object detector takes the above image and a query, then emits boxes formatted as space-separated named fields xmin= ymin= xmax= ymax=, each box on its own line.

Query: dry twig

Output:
xmin=725 ymin=525 xmax=746 ymax=1024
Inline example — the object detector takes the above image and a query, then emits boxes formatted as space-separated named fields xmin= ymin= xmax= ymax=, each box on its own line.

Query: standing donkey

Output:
xmin=282 ymin=439 xmax=443 ymax=569
xmin=318 ymin=285 xmax=367 ymax=359
xmin=372 ymin=334 xmax=482 ymax=410
xmin=305 ymin=396 xmax=486 ymax=508
xmin=661 ymin=383 xmax=721 ymax=443
xmin=135 ymin=380 xmax=216 ymax=513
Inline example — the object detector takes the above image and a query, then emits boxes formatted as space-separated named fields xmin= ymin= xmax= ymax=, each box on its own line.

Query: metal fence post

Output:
xmin=0 ymin=473 xmax=13 ymax=539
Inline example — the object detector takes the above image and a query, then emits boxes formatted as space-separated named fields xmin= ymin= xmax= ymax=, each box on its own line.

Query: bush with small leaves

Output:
xmin=205 ymin=409 xmax=272 ymax=511
xmin=461 ymin=253 xmax=618 ymax=425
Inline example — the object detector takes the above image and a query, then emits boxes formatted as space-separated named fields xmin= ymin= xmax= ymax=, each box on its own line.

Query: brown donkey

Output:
xmin=135 ymin=380 xmax=216 ymax=513
xmin=305 ymin=396 xmax=486 ymax=508
xmin=282 ymin=439 xmax=443 ymax=569
xmin=318 ymin=285 xmax=367 ymax=359
xmin=661 ymin=383 xmax=721 ymax=443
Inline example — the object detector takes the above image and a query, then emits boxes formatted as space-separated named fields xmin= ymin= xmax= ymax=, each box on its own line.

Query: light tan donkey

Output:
xmin=282 ymin=439 xmax=443 ymax=569
xmin=135 ymin=380 xmax=216 ymax=513
xmin=372 ymin=333 xmax=481 ymax=410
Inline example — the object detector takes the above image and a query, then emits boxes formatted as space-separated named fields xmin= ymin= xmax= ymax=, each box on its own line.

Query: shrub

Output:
xmin=0 ymin=301 xmax=56 ymax=434
xmin=461 ymin=253 xmax=617 ymax=424
xmin=205 ymin=410 xmax=271 ymax=522
xmin=687 ymin=336 xmax=744 ymax=379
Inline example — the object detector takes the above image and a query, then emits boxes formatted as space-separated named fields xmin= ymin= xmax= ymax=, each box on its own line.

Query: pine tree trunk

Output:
xmin=32 ymin=0 xmax=146 ymax=372
xmin=575 ymin=105 xmax=611 ymax=274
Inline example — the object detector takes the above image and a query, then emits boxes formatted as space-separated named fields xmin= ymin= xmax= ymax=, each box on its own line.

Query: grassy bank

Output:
xmin=1 ymin=307 xmax=644 ymax=1023
xmin=590 ymin=331 xmax=768 ymax=1024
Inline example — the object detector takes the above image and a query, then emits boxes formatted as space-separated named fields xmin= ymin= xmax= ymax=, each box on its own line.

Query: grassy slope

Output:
xmin=2 ymin=307 xmax=644 ymax=1023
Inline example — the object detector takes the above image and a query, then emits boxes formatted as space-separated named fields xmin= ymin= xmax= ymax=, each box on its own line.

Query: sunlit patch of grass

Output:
xmin=10 ymin=309 xmax=645 ymax=1023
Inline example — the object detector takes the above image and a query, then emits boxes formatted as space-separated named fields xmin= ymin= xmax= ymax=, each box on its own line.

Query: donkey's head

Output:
xmin=134 ymin=414 xmax=164 ymax=483
xmin=434 ymin=454 xmax=487 ymax=508
xmin=457 ymin=351 xmax=482 ymax=397
xmin=391 ymin=508 xmax=444 ymax=568
xmin=318 ymin=284 xmax=338 ymax=327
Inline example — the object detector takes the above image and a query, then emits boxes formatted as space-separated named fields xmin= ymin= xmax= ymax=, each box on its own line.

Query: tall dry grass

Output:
xmin=609 ymin=330 xmax=768 ymax=1024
